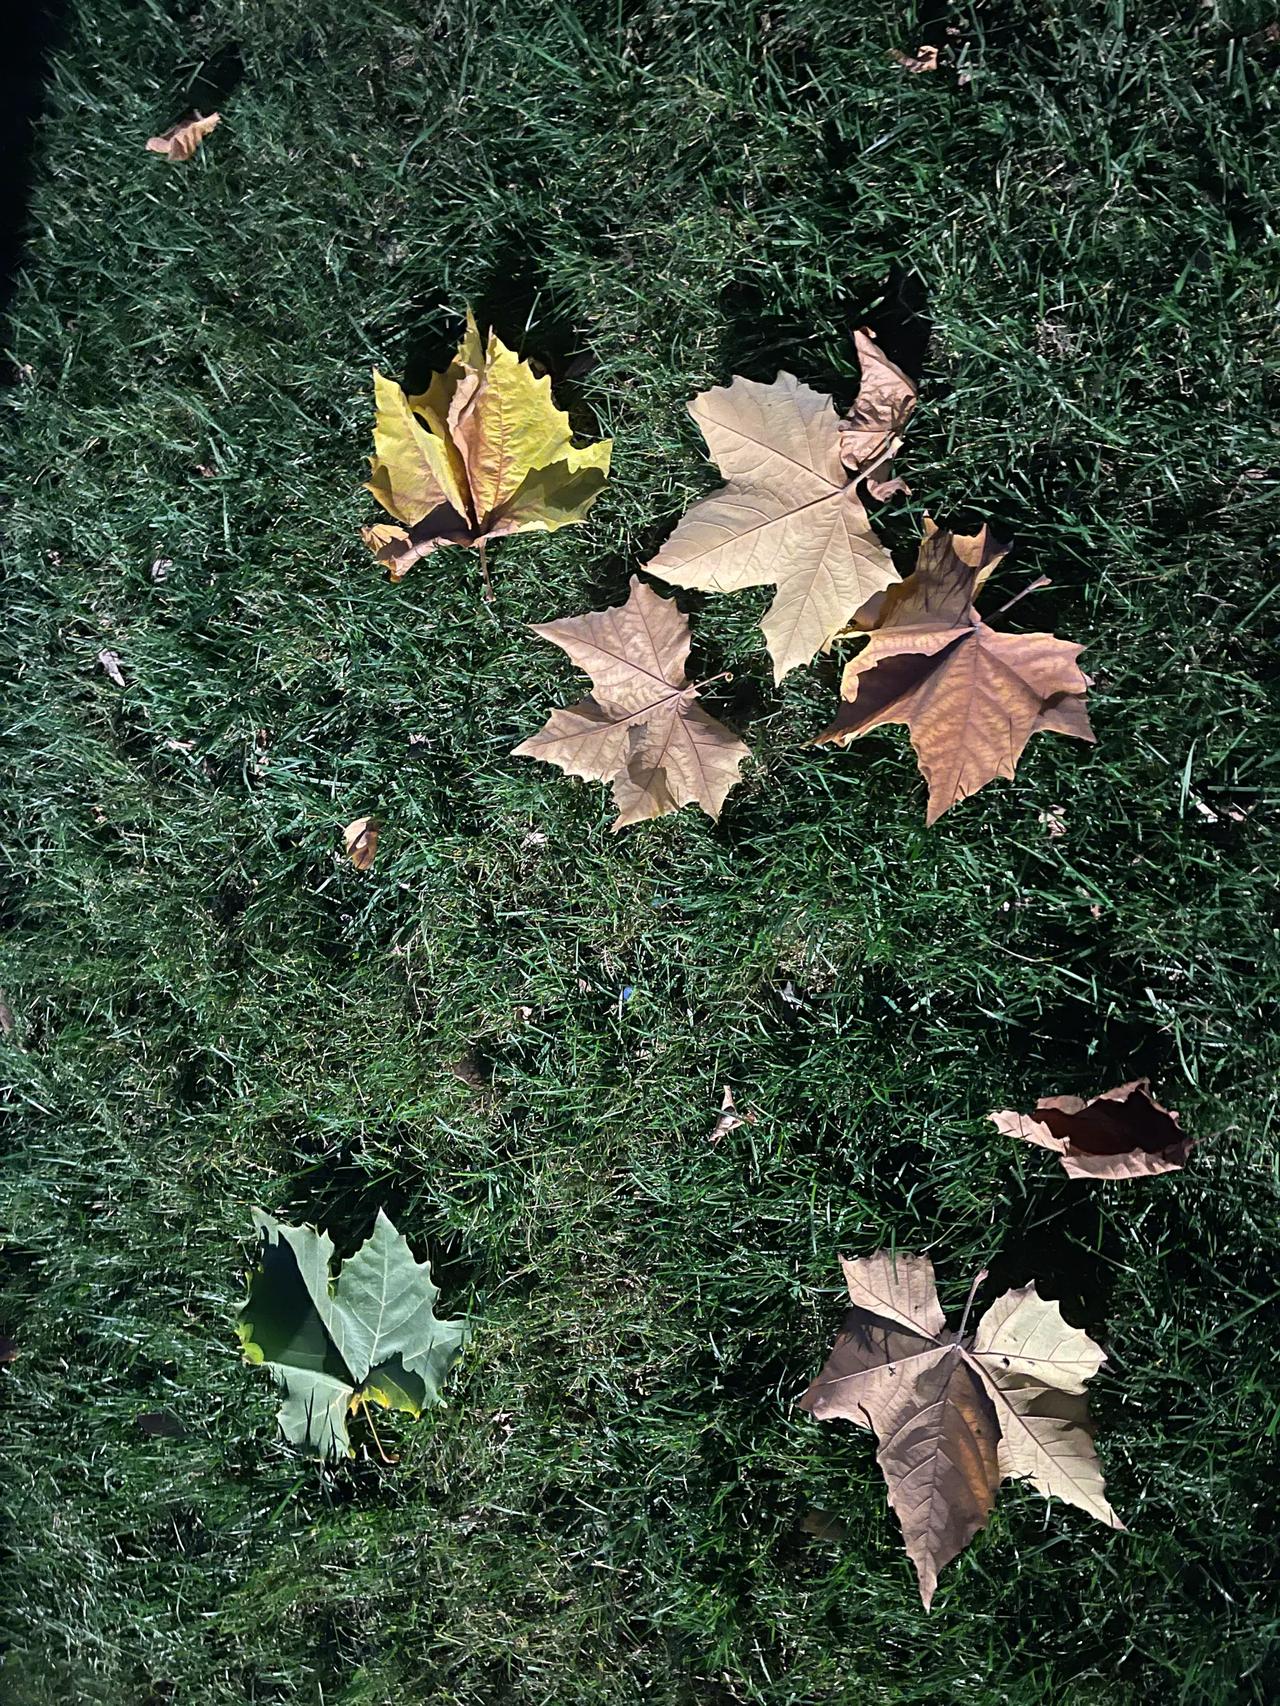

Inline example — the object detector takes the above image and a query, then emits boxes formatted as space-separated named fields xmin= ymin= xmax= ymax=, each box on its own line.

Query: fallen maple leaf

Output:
xmin=814 ymin=520 xmax=1094 ymax=822
xmin=513 ymin=575 xmax=749 ymax=829
xmin=800 ymin=1251 xmax=1121 ymax=1609
xmin=362 ymin=311 xmax=611 ymax=591
xmin=146 ymin=112 xmax=221 ymax=162
xmin=343 ymin=816 xmax=380 ymax=870
xmin=643 ymin=333 xmax=905 ymax=681
xmin=238 ymin=1210 xmax=466 ymax=1460
xmin=991 ymin=1079 xmax=1194 ymax=1180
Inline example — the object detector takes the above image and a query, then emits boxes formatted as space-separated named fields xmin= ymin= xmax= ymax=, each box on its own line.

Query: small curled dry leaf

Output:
xmin=991 ymin=1079 xmax=1195 ymax=1180
xmin=0 ymin=1336 xmax=17 ymax=1366
xmin=710 ymin=1084 xmax=756 ymax=1142
xmin=146 ymin=112 xmax=221 ymax=162
xmin=892 ymin=45 xmax=940 ymax=73
xmin=98 ymin=649 xmax=127 ymax=687
xmin=343 ymin=816 xmax=380 ymax=871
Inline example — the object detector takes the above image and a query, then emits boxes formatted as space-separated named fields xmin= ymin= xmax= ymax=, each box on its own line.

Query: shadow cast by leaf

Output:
xmin=395 ymin=241 xmax=606 ymax=444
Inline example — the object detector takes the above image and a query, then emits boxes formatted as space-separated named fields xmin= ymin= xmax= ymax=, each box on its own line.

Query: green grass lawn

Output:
xmin=2 ymin=1 xmax=1279 ymax=1701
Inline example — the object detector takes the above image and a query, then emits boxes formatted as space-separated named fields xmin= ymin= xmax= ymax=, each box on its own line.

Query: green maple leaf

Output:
xmin=237 ymin=1209 xmax=467 ymax=1459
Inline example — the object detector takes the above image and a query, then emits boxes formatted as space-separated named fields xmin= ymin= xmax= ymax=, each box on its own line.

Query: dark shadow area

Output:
xmin=716 ymin=265 xmax=933 ymax=402
xmin=0 ymin=1 xmax=71 ymax=346
xmin=397 ymin=239 xmax=604 ymax=438
xmin=982 ymin=1179 xmax=1124 ymax=1331
xmin=176 ymin=41 xmax=245 ymax=117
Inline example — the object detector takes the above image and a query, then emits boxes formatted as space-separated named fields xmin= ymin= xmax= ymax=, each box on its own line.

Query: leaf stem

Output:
xmin=991 ymin=574 xmax=1051 ymax=619
xmin=356 ymin=1394 xmax=399 ymax=1465
xmin=958 ymin=1267 xmax=989 ymax=1340
xmin=478 ymin=540 xmax=494 ymax=604
xmin=692 ymin=670 xmax=733 ymax=694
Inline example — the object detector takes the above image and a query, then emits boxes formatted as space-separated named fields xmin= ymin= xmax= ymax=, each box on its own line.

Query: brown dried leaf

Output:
xmin=709 ymin=1084 xmax=756 ymax=1142
xmin=0 ymin=1336 xmax=17 ymax=1366
xmin=643 ymin=368 xmax=901 ymax=681
xmin=891 ymin=45 xmax=940 ymax=72
xmin=146 ymin=112 xmax=221 ymax=162
xmin=513 ymin=576 xmax=749 ymax=830
xmin=343 ymin=816 xmax=380 ymax=871
xmin=815 ymin=521 xmax=1094 ymax=823
xmin=991 ymin=1079 xmax=1194 ymax=1180
xmin=799 ymin=1251 xmax=1119 ymax=1608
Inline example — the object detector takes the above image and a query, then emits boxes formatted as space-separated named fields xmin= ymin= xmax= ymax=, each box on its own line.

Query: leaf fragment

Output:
xmin=363 ymin=311 xmax=610 ymax=584
xmin=815 ymin=521 xmax=1094 ymax=822
xmin=514 ymin=575 xmax=749 ymax=829
xmin=237 ymin=1210 xmax=466 ymax=1459
xmin=146 ymin=112 xmax=221 ymax=162
xmin=98 ymin=649 xmax=127 ymax=687
xmin=990 ymin=1079 xmax=1194 ymax=1179
xmin=343 ymin=816 xmax=380 ymax=871
xmin=891 ymin=45 xmax=940 ymax=72
xmin=0 ymin=1336 xmax=17 ymax=1366
xmin=643 ymin=364 xmax=902 ymax=681
xmin=838 ymin=328 xmax=917 ymax=498
xmin=800 ymin=1251 xmax=1119 ymax=1608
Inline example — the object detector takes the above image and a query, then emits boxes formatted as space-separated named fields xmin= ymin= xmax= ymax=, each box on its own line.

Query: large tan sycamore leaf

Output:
xmin=513 ymin=576 xmax=749 ymax=830
xmin=643 ymin=331 xmax=910 ymax=682
xmin=799 ymin=1251 xmax=1121 ymax=1609
xmin=991 ymin=1079 xmax=1195 ymax=1180
xmin=815 ymin=521 xmax=1094 ymax=823
xmin=362 ymin=310 xmax=611 ymax=585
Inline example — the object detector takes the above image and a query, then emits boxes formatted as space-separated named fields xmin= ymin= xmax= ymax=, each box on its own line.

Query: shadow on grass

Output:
xmin=0 ymin=1 xmax=70 ymax=349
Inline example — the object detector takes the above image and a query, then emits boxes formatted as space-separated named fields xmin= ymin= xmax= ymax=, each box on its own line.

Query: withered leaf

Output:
xmin=709 ymin=1084 xmax=756 ymax=1142
xmin=514 ymin=575 xmax=749 ymax=830
xmin=363 ymin=311 xmax=610 ymax=584
xmin=800 ymin=1251 xmax=1120 ymax=1609
xmin=643 ymin=337 xmax=904 ymax=682
xmin=837 ymin=329 xmax=917 ymax=500
xmin=98 ymin=649 xmax=127 ymax=687
xmin=891 ymin=45 xmax=940 ymax=72
xmin=0 ymin=1335 xmax=17 ymax=1366
xmin=815 ymin=521 xmax=1094 ymax=823
xmin=991 ymin=1079 xmax=1194 ymax=1180
xmin=146 ymin=112 xmax=221 ymax=162
xmin=343 ymin=816 xmax=380 ymax=870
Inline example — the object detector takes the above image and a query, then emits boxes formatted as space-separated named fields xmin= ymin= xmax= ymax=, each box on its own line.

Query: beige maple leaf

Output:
xmin=513 ymin=576 xmax=749 ymax=830
xmin=643 ymin=340 xmax=906 ymax=682
xmin=146 ymin=113 xmax=221 ymax=162
xmin=363 ymin=312 xmax=610 ymax=591
xmin=815 ymin=521 xmax=1094 ymax=823
xmin=799 ymin=1251 xmax=1121 ymax=1609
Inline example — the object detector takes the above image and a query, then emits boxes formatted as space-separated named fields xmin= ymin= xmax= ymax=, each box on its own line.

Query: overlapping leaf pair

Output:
xmin=238 ymin=1210 xmax=465 ymax=1459
xmin=801 ymin=1251 xmax=1121 ymax=1609
xmin=363 ymin=311 xmax=611 ymax=583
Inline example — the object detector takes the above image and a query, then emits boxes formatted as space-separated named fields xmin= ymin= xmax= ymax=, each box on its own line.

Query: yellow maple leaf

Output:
xmin=363 ymin=311 xmax=611 ymax=590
